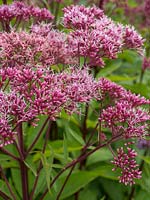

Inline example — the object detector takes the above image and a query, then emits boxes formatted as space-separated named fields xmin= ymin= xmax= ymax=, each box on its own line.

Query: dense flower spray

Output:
xmin=0 ymin=1 xmax=54 ymax=23
xmin=0 ymin=3 xmax=149 ymax=197
xmin=63 ymin=5 xmax=144 ymax=66
xmin=112 ymin=143 xmax=142 ymax=186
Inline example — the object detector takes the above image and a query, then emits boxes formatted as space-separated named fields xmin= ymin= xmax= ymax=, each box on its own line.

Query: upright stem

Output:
xmin=56 ymin=165 xmax=76 ymax=200
xmin=140 ymin=69 xmax=144 ymax=83
xmin=26 ymin=117 xmax=49 ymax=155
xmin=0 ymin=166 xmax=16 ymax=200
xmin=17 ymin=124 xmax=29 ymax=200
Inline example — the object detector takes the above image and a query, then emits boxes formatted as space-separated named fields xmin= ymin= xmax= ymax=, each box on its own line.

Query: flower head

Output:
xmin=98 ymin=78 xmax=126 ymax=100
xmin=112 ymin=145 xmax=141 ymax=185
xmin=63 ymin=5 xmax=104 ymax=29
xmin=64 ymin=5 xmax=144 ymax=67
xmin=123 ymin=25 xmax=144 ymax=55
xmin=100 ymin=101 xmax=150 ymax=138
xmin=0 ymin=1 xmax=54 ymax=27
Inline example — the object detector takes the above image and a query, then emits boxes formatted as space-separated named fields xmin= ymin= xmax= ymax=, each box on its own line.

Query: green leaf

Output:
xmin=24 ymin=115 xmax=48 ymax=149
xmin=79 ymin=181 xmax=102 ymax=200
xmin=86 ymin=119 xmax=97 ymax=128
xmin=46 ymin=170 xmax=99 ymax=200
xmin=40 ymin=146 xmax=54 ymax=194
xmin=0 ymin=180 xmax=12 ymax=199
xmin=89 ymin=163 xmax=119 ymax=180
xmin=34 ymin=169 xmax=47 ymax=198
xmin=0 ymin=154 xmax=11 ymax=161
xmin=122 ymin=83 xmax=150 ymax=98
xmin=33 ymin=150 xmax=72 ymax=163
xmin=99 ymin=178 xmax=128 ymax=200
xmin=9 ymin=178 xmax=21 ymax=200
xmin=86 ymin=148 xmax=113 ymax=167
xmin=1 ymin=160 xmax=18 ymax=169
xmin=137 ymin=163 xmax=150 ymax=193
xmin=11 ymin=168 xmax=22 ymax=198
xmin=28 ymin=170 xmax=35 ymax=194
xmin=107 ymin=75 xmax=137 ymax=82
xmin=66 ymin=127 xmax=85 ymax=146
xmin=138 ymin=155 xmax=150 ymax=165
xmin=135 ymin=189 xmax=150 ymax=200
xmin=24 ymin=156 xmax=37 ymax=177
xmin=96 ymin=60 xmax=122 ymax=78
xmin=60 ymin=111 xmax=80 ymax=126
xmin=100 ymin=196 xmax=106 ymax=200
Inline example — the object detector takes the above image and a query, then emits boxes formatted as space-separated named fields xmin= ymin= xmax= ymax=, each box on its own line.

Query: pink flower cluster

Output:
xmin=100 ymin=101 xmax=149 ymax=138
xmin=99 ymin=78 xmax=150 ymax=139
xmin=112 ymin=144 xmax=141 ymax=185
xmin=63 ymin=5 xmax=144 ymax=67
xmin=98 ymin=78 xmax=126 ymax=100
xmin=0 ymin=1 xmax=54 ymax=22
xmin=0 ymin=30 xmax=76 ymax=68
xmin=0 ymin=91 xmax=33 ymax=146
xmin=63 ymin=5 xmax=104 ymax=29
xmin=31 ymin=23 xmax=52 ymax=36
xmin=123 ymin=26 xmax=144 ymax=55
xmin=0 ymin=5 xmax=144 ymax=68
xmin=0 ymin=67 xmax=100 ymax=147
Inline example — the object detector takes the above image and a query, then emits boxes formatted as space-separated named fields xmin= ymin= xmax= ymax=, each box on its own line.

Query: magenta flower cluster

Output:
xmin=63 ymin=5 xmax=144 ymax=66
xmin=0 ymin=1 xmax=54 ymax=22
xmin=98 ymin=78 xmax=150 ymax=185
xmin=0 ymin=30 xmax=76 ymax=68
xmin=112 ymin=144 xmax=142 ymax=185
xmin=0 ymin=67 xmax=100 ymax=146
xmin=99 ymin=78 xmax=150 ymax=139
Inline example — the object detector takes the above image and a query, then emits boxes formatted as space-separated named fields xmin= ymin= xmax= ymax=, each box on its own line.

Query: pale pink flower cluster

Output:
xmin=63 ymin=5 xmax=104 ymax=29
xmin=99 ymin=78 xmax=149 ymax=105
xmin=0 ymin=30 xmax=76 ymax=68
xmin=63 ymin=5 xmax=144 ymax=66
xmin=31 ymin=23 xmax=52 ymax=36
xmin=123 ymin=26 xmax=144 ymax=55
xmin=0 ymin=67 xmax=100 ymax=146
xmin=98 ymin=78 xmax=126 ymax=100
xmin=112 ymin=145 xmax=142 ymax=185
xmin=99 ymin=78 xmax=150 ymax=139
xmin=0 ymin=1 xmax=54 ymax=22
xmin=100 ymin=101 xmax=149 ymax=138
xmin=0 ymin=91 xmax=33 ymax=146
